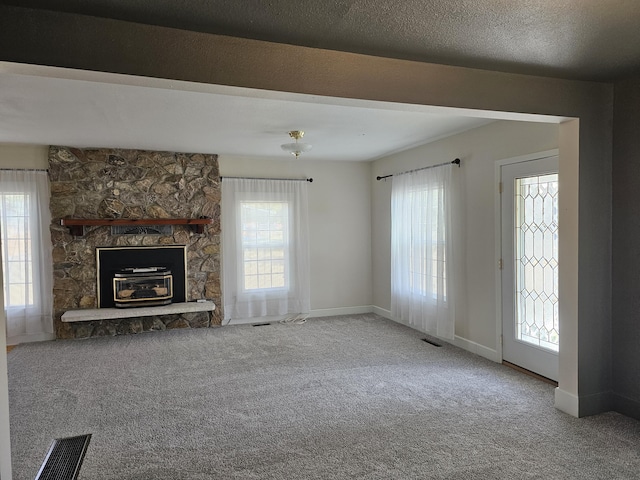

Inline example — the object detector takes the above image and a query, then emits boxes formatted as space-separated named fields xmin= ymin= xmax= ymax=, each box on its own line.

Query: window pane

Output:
xmin=258 ymin=275 xmax=271 ymax=289
xmin=4 ymin=217 xmax=25 ymax=239
xmin=8 ymin=283 xmax=26 ymax=306
xmin=5 ymin=239 xmax=26 ymax=261
xmin=257 ymin=261 xmax=271 ymax=274
xmin=245 ymin=261 xmax=258 ymax=275
xmin=272 ymin=274 xmax=285 ymax=288
xmin=2 ymin=194 xmax=27 ymax=217
xmin=245 ymin=275 xmax=259 ymax=290
xmin=242 ymin=230 xmax=257 ymax=244
xmin=8 ymin=261 xmax=26 ymax=283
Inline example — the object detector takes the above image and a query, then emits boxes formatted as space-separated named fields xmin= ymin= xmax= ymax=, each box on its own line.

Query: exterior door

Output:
xmin=501 ymin=156 xmax=559 ymax=381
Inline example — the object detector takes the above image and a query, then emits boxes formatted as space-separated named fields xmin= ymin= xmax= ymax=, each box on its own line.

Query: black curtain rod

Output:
xmin=376 ymin=158 xmax=460 ymax=181
xmin=220 ymin=176 xmax=313 ymax=182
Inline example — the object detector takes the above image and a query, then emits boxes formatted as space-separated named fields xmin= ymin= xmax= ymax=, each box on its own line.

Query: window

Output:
xmin=222 ymin=178 xmax=310 ymax=321
xmin=390 ymin=164 xmax=460 ymax=339
xmin=0 ymin=193 xmax=35 ymax=307
xmin=0 ymin=169 xmax=53 ymax=343
xmin=240 ymin=201 xmax=289 ymax=291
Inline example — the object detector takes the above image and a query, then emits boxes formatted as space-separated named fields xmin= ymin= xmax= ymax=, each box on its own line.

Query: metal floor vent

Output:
xmin=251 ymin=322 xmax=271 ymax=327
xmin=35 ymin=434 xmax=92 ymax=480
xmin=422 ymin=337 xmax=442 ymax=347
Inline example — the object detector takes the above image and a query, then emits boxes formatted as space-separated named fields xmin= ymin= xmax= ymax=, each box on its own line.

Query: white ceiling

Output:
xmin=0 ymin=64 xmax=509 ymax=162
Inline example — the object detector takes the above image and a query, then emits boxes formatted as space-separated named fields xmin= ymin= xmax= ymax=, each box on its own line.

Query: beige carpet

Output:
xmin=8 ymin=314 xmax=640 ymax=479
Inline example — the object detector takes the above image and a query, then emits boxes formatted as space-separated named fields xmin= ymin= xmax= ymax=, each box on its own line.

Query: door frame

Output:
xmin=494 ymin=149 xmax=559 ymax=364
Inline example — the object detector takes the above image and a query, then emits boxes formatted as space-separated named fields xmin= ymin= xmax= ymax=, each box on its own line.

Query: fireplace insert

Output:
xmin=113 ymin=266 xmax=173 ymax=308
xmin=96 ymin=245 xmax=187 ymax=308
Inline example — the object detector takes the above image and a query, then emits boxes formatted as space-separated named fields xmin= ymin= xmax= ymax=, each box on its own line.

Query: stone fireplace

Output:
xmin=49 ymin=146 xmax=222 ymax=339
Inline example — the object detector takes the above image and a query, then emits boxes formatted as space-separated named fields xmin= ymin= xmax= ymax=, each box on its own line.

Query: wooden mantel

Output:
xmin=60 ymin=218 xmax=213 ymax=236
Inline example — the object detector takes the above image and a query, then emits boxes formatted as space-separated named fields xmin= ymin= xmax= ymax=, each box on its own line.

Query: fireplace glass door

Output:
xmin=113 ymin=267 xmax=173 ymax=308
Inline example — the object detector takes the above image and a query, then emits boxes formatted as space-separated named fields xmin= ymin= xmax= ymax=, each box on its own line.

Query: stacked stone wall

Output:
xmin=49 ymin=146 xmax=222 ymax=339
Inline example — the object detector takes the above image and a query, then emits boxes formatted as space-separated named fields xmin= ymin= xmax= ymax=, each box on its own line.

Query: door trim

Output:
xmin=494 ymin=149 xmax=559 ymax=364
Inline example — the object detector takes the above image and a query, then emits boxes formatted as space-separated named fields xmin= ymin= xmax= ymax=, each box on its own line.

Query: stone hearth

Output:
xmin=49 ymin=146 xmax=222 ymax=339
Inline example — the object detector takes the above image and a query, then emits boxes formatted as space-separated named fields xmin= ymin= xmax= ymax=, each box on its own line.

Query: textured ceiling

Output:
xmin=0 ymin=66 xmax=500 ymax=161
xmin=4 ymin=0 xmax=640 ymax=81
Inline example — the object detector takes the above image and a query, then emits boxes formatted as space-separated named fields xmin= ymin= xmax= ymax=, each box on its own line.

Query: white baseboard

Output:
xmin=372 ymin=306 xmax=392 ymax=319
xmin=555 ymin=387 xmax=614 ymax=418
xmin=451 ymin=335 xmax=500 ymax=363
xmin=7 ymin=332 xmax=56 ymax=346
xmin=372 ymin=305 xmax=500 ymax=363
xmin=225 ymin=306 xmax=375 ymax=326
xmin=309 ymin=306 xmax=373 ymax=318
xmin=555 ymin=387 xmax=579 ymax=417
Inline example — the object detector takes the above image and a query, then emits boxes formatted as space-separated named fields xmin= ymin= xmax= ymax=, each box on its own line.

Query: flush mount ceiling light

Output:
xmin=281 ymin=130 xmax=312 ymax=158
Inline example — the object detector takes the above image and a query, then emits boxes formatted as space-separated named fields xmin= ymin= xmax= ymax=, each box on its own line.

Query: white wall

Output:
xmin=218 ymin=156 xmax=373 ymax=315
xmin=0 ymin=144 xmax=48 ymax=169
xmin=372 ymin=120 xmax=558 ymax=352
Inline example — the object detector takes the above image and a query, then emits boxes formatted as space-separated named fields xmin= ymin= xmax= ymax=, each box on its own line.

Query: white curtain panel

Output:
xmin=390 ymin=164 xmax=462 ymax=340
xmin=222 ymin=178 xmax=311 ymax=320
xmin=0 ymin=170 xmax=54 ymax=343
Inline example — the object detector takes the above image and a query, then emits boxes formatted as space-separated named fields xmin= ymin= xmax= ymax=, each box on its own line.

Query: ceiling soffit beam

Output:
xmin=0 ymin=5 xmax=609 ymax=120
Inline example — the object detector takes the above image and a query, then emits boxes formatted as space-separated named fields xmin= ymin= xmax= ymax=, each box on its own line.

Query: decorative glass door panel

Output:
xmin=514 ymin=173 xmax=559 ymax=352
